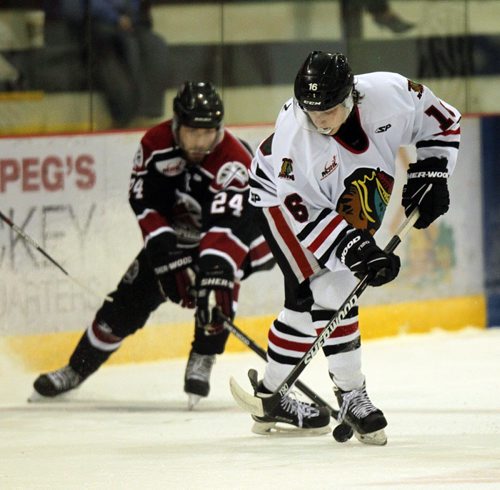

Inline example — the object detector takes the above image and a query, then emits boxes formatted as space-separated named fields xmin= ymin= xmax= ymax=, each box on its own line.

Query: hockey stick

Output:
xmin=0 ymin=210 xmax=112 ymax=302
xmin=230 ymin=206 xmax=421 ymax=418
xmin=217 ymin=312 xmax=339 ymax=418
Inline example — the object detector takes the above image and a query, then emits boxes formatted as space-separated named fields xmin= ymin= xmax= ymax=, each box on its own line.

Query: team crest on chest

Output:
xmin=321 ymin=155 xmax=338 ymax=180
xmin=336 ymin=167 xmax=394 ymax=235
xmin=278 ymin=158 xmax=295 ymax=180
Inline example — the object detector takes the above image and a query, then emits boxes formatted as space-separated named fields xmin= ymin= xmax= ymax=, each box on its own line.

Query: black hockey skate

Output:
xmin=334 ymin=384 xmax=388 ymax=445
xmin=31 ymin=365 xmax=83 ymax=399
xmin=250 ymin=376 xmax=331 ymax=436
xmin=184 ymin=350 xmax=216 ymax=409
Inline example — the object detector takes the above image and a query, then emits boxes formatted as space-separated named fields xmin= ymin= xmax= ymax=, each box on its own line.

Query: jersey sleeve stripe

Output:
xmin=317 ymin=227 xmax=349 ymax=266
xmin=199 ymin=249 xmax=238 ymax=272
xmin=249 ymin=176 xmax=273 ymax=192
xmin=297 ymin=208 xmax=333 ymax=241
xmin=267 ymin=206 xmax=318 ymax=281
xmin=200 ymin=229 xmax=249 ymax=271
xmin=416 ymin=140 xmax=460 ymax=149
xmin=435 ymin=128 xmax=461 ymax=137
xmin=248 ymin=239 xmax=274 ymax=267
xmin=137 ymin=209 xmax=174 ymax=242
xmin=254 ymin=163 xmax=274 ymax=183
xmin=306 ymin=214 xmax=345 ymax=253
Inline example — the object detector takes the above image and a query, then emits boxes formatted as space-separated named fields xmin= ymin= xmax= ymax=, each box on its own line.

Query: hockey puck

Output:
xmin=332 ymin=423 xmax=354 ymax=443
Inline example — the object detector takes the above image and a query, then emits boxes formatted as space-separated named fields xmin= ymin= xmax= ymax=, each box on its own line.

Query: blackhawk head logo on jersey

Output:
xmin=336 ymin=168 xmax=394 ymax=235
xmin=278 ymin=158 xmax=295 ymax=181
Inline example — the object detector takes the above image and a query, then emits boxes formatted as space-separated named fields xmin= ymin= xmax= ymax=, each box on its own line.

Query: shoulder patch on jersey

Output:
xmin=155 ymin=157 xmax=186 ymax=177
xmin=320 ymin=155 xmax=338 ymax=180
xmin=407 ymin=79 xmax=424 ymax=99
xmin=214 ymin=161 xmax=249 ymax=191
xmin=278 ymin=158 xmax=295 ymax=181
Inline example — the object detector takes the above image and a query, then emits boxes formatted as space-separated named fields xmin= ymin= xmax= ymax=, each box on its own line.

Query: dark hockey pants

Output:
xmin=69 ymin=248 xmax=230 ymax=378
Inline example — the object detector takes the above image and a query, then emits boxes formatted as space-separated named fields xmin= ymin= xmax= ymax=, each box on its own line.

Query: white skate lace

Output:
xmin=280 ymin=392 xmax=320 ymax=428
xmin=337 ymin=386 xmax=377 ymax=423
xmin=47 ymin=366 xmax=81 ymax=390
xmin=186 ymin=353 xmax=215 ymax=382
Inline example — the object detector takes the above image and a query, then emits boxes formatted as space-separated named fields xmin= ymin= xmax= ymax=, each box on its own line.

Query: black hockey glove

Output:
xmin=336 ymin=229 xmax=400 ymax=287
xmin=402 ymin=157 xmax=450 ymax=229
xmin=195 ymin=257 xmax=234 ymax=335
xmin=146 ymin=233 xmax=195 ymax=308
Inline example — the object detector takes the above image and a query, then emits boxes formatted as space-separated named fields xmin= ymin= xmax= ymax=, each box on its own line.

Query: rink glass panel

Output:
xmin=0 ymin=1 xmax=498 ymax=133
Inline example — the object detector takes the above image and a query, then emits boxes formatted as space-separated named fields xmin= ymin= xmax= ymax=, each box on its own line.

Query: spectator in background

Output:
xmin=341 ymin=0 xmax=414 ymax=38
xmin=61 ymin=0 xmax=169 ymax=127
xmin=364 ymin=0 xmax=414 ymax=33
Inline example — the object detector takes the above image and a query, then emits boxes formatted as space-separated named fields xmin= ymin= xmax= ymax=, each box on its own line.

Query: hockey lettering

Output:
xmin=250 ymin=192 xmax=261 ymax=203
xmin=303 ymin=100 xmax=322 ymax=106
xmin=0 ymin=204 xmax=97 ymax=269
xmin=0 ymin=154 xmax=96 ymax=192
xmin=279 ymin=383 xmax=290 ymax=397
xmin=155 ymin=255 xmax=193 ymax=274
xmin=340 ymin=235 xmax=361 ymax=264
xmin=408 ymin=171 xmax=448 ymax=179
xmin=304 ymin=294 xmax=358 ymax=365
xmin=200 ymin=277 xmax=234 ymax=288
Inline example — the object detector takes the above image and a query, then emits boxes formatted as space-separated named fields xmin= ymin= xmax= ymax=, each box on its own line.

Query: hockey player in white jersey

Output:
xmin=246 ymin=51 xmax=460 ymax=443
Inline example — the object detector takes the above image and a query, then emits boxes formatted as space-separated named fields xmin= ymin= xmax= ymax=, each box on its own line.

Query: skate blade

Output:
xmin=27 ymin=391 xmax=68 ymax=403
xmin=354 ymin=428 xmax=387 ymax=446
xmin=187 ymin=394 xmax=202 ymax=410
xmin=251 ymin=421 xmax=331 ymax=437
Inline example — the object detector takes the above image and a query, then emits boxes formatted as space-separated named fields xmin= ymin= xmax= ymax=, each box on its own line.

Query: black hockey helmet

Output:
xmin=173 ymin=81 xmax=224 ymax=129
xmin=294 ymin=51 xmax=354 ymax=112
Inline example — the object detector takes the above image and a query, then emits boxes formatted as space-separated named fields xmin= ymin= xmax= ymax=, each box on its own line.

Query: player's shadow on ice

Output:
xmin=18 ymin=398 xmax=238 ymax=413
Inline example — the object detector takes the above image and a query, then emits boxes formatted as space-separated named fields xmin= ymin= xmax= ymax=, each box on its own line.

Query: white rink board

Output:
xmin=0 ymin=118 xmax=482 ymax=335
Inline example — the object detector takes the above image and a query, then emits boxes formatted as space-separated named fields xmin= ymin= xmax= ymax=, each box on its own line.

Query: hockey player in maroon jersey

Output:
xmin=244 ymin=51 xmax=460 ymax=442
xmin=32 ymin=81 xmax=274 ymax=408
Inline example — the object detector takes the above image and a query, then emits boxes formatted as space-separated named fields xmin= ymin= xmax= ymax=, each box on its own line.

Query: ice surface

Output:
xmin=1 ymin=328 xmax=499 ymax=489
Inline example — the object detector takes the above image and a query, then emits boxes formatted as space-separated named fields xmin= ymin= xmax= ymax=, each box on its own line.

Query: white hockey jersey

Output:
xmin=249 ymin=71 xmax=461 ymax=273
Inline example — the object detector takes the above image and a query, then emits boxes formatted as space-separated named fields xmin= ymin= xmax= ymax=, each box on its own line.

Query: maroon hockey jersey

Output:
xmin=129 ymin=120 xmax=274 ymax=278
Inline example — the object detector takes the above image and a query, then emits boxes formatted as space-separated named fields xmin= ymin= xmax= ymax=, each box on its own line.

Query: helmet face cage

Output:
xmin=294 ymin=51 xmax=354 ymax=112
xmin=173 ymin=81 xmax=224 ymax=129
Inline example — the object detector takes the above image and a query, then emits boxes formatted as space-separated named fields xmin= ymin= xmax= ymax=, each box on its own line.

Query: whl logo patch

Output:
xmin=278 ymin=158 xmax=295 ymax=180
xmin=321 ymin=155 xmax=338 ymax=180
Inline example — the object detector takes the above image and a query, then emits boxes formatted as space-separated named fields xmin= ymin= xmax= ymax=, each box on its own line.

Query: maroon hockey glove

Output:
xmin=195 ymin=258 xmax=234 ymax=335
xmin=402 ymin=157 xmax=450 ymax=229
xmin=146 ymin=233 xmax=195 ymax=308
xmin=336 ymin=229 xmax=400 ymax=287
xmin=155 ymin=250 xmax=195 ymax=308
